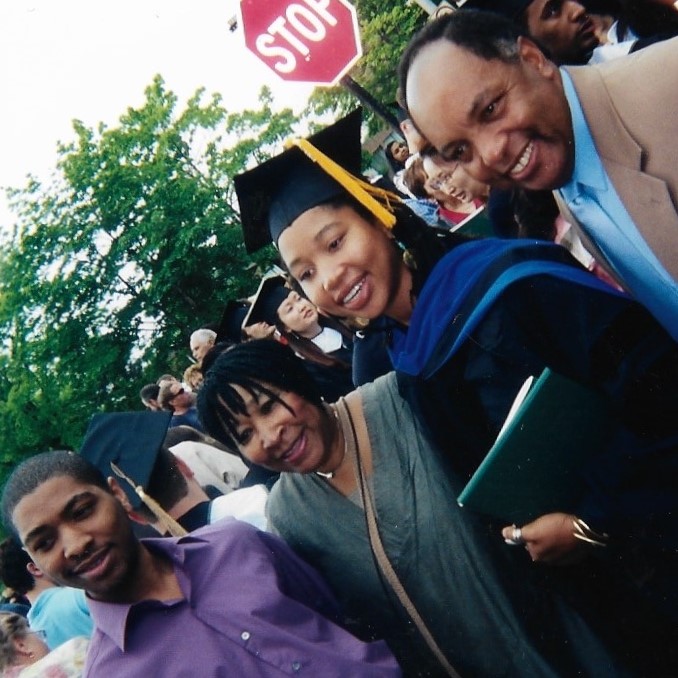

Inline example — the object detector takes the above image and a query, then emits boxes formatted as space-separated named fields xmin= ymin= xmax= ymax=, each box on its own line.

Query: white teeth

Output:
xmin=510 ymin=142 xmax=533 ymax=176
xmin=343 ymin=281 xmax=362 ymax=305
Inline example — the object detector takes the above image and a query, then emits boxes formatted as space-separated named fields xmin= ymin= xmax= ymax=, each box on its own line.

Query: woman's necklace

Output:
xmin=315 ymin=403 xmax=347 ymax=480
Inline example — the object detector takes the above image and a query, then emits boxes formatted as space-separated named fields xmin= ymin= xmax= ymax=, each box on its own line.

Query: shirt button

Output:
xmin=241 ymin=631 xmax=250 ymax=641
xmin=291 ymin=661 xmax=302 ymax=672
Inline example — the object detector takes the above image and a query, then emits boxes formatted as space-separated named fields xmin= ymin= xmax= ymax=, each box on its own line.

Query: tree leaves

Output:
xmin=0 ymin=77 xmax=293 ymax=478
xmin=0 ymin=0 xmax=419 ymax=485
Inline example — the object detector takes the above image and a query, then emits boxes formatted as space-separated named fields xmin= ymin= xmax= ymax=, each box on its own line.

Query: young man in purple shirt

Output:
xmin=2 ymin=451 xmax=400 ymax=677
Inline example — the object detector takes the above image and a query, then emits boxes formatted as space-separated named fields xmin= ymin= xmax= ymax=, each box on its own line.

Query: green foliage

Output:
xmin=304 ymin=2 xmax=427 ymax=133
xmin=0 ymin=0 xmax=429 ymax=484
xmin=0 ymin=76 xmax=297 ymax=479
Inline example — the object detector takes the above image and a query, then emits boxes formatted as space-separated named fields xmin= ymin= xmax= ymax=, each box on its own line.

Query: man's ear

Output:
xmin=107 ymin=477 xmax=134 ymax=512
xmin=517 ymin=36 xmax=557 ymax=78
xmin=26 ymin=561 xmax=44 ymax=580
xmin=173 ymin=455 xmax=194 ymax=479
xmin=127 ymin=510 xmax=153 ymax=526
xmin=108 ymin=477 xmax=154 ymax=526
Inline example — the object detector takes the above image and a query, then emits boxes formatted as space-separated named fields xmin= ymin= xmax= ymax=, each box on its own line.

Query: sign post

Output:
xmin=239 ymin=0 xmax=362 ymax=85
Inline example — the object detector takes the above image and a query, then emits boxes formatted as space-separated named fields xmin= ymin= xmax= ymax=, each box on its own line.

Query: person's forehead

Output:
xmin=278 ymin=292 xmax=294 ymax=307
xmin=229 ymin=383 xmax=267 ymax=415
xmin=422 ymin=155 xmax=439 ymax=173
xmin=278 ymin=300 xmax=293 ymax=314
xmin=408 ymin=40 xmax=508 ymax=101
xmin=13 ymin=475 xmax=94 ymax=537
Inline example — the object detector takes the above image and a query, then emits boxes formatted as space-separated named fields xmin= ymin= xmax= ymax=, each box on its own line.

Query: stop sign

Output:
xmin=239 ymin=0 xmax=362 ymax=85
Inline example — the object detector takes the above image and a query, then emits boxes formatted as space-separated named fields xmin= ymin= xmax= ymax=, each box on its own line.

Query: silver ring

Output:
xmin=505 ymin=526 xmax=526 ymax=546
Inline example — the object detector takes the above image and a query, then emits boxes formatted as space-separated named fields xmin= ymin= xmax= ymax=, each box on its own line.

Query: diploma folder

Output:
xmin=457 ymin=368 xmax=615 ymax=525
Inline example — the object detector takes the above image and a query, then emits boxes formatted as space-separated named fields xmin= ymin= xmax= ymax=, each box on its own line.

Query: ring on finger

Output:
xmin=505 ymin=525 xmax=526 ymax=546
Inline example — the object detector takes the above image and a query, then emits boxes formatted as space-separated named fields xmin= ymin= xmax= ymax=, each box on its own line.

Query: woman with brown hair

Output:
xmin=402 ymin=154 xmax=485 ymax=227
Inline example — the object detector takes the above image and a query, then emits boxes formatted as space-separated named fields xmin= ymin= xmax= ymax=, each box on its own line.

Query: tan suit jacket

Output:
xmin=559 ymin=37 xmax=678 ymax=283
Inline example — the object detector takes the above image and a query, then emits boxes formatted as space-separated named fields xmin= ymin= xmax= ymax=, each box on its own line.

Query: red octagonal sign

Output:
xmin=239 ymin=0 xmax=362 ymax=85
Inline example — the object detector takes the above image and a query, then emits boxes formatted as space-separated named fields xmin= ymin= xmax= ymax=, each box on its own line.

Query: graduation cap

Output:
xmin=459 ymin=0 xmax=531 ymax=20
xmin=79 ymin=412 xmax=187 ymax=536
xmin=242 ymin=276 xmax=291 ymax=328
xmin=234 ymin=109 xmax=364 ymax=254
xmin=215 ymin=300 xmax=251 ymax=344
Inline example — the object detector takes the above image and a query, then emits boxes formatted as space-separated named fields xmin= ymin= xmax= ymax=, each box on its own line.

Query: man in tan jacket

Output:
xmin=399 ymin=9 xmax=678 ymax=341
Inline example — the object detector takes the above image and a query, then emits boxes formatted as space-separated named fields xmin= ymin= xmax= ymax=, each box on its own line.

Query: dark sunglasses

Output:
xmin=169 ymin=387 xmax=185 ymax=401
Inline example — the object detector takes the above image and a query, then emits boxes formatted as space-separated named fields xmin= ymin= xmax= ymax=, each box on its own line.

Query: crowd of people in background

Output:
xmin=2 ymin=1 xmax=678 ymax=675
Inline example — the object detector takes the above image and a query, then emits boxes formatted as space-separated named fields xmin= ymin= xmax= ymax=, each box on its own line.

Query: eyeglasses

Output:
xmin=169 ymin=387 xmax=185 ymax=402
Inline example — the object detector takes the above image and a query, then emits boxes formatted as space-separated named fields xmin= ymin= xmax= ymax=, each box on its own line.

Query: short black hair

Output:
xmin=398 ymin=10 xmax=523 ymax=112
xmin=1 ymin=451 xmax=110 ymax=539
xmin=0 ymin=539 xmax=33 ymax=596
xmin=140 ymin=383 xmax=160 ymax=402
xmin=197 ymin=339 xmax=323 ymax=451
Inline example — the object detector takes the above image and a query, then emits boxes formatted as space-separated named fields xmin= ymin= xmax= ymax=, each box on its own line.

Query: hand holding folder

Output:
xmin=457 ymin=369 xmax=615 ymax=525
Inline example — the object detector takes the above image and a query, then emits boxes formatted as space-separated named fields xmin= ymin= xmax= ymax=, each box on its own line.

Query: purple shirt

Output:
xmin=84 ymin=520 xmax=400 ymax=677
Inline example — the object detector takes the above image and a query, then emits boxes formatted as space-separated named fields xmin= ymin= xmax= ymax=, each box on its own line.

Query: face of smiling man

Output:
xmin=405 ymin=36 xmax=574 ymax=191
xmin=12 ymin=475 xmax=141 ymax=602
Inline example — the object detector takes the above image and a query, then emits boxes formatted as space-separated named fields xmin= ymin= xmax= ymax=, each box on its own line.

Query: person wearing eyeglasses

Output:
xmin=158 ymin=381 xmax=203 ymax=432
xmin=0 ymin=611 xmax=90 ymax=677
xmin=0 ymin=614 xmax=48 ymax=674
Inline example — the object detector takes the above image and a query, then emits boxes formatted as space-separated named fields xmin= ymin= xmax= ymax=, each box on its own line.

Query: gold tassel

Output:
xmin=287 ymin=137 xmax=401 ymax=230
xmin=110 ymin=462 xmax=188 ymax=537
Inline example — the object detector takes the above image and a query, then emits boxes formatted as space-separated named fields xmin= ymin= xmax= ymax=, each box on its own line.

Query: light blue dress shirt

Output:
xmin=558 ymin=69 xmax=678 ymax=341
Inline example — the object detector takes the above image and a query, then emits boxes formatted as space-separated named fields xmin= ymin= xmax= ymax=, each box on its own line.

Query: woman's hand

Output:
xmin=244 ymin=321 xmax=276 ymax=340
xmin=502 ymin=513 xmax=586 ymax=564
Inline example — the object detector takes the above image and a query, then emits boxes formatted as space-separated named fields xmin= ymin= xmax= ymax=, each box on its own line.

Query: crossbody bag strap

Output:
xmin=334 ymin=398 xmax=462 ymax=678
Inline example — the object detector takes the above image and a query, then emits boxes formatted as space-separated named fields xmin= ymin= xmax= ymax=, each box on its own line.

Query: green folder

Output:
xmin=457 ymin=368 xmax=615 ymax=525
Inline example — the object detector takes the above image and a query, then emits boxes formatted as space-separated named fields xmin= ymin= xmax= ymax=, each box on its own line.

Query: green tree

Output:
xmin=0 ymin=76 xmax=299 ymax=482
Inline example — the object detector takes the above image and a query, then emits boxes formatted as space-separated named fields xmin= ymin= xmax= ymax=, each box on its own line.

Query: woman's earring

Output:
xmin=393 ymin=236 xmax=417 ymax=271
xmin=402 ymin=248 xmax=417 ymax=270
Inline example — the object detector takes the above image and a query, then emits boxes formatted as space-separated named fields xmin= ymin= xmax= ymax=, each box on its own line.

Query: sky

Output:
xmin=0 ymin=0 xmax=315 ymax=230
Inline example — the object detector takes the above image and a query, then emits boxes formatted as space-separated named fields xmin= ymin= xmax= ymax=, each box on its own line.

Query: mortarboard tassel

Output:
xmin=110 ymin=462 xmax=188 ymax=537
xmin=288 ymin=137 xmax=401 ymax=230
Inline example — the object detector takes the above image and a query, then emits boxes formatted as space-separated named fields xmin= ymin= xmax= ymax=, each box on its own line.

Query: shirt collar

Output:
xmin=86 ymin=535 xmax=201 ymax=651
xmin=560 ymin=68 xmax=607 ymax=194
